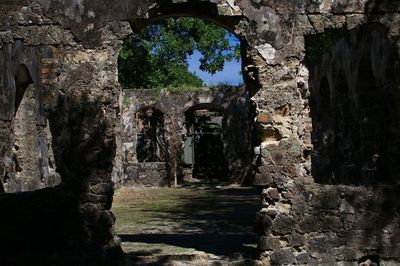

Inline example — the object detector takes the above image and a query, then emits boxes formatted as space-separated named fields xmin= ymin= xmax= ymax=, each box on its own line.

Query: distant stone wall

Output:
xmin=114 ymin=87 xmax=252 ymax=186
xmin=122 ymin=162 xmax=168 ymax=187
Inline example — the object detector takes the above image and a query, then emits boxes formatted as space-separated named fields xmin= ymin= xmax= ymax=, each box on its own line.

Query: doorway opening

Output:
xmin=114 ymin=13 xmax=259 ymax=264
xmin=183 ymin=106 xmax=229 ymax=182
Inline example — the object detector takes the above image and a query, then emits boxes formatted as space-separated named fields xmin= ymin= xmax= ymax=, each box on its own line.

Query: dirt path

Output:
xmin=112 ymin=183 xmax=261 ymax=265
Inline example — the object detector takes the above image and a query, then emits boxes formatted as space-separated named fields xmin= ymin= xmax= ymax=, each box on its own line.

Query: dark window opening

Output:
xmin=14 ymin=64 xmax=33 ymax=113
xmin=311 ymin=77 xmax=335 ymax=183
xmin=332 ymin=72 xmax=357 ymax=184
xmin=136 ymin=107 xmax=166 ymax=162
xmin=311 ymin=74 xmax=360 ymax=184
xmin=307 ymin=27 xmax=397 ymax=185
xmin=358 ymin=255 xmax=380 ymax=266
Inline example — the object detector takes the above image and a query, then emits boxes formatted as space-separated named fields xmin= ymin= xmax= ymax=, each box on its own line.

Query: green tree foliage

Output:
xmin=118 ymin=17 xmax=240 ymax=89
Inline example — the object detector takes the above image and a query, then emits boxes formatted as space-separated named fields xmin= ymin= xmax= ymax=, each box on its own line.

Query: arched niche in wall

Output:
xmin=14 ymin=64 xmax=33 ymax=113
xmin=0 ymin=64 xmax=32 ymax=192
xmin=354 ymin=55 xmax=386 ymax=185
xmin=310 ymin=65 xmax=385 ymax=185
xmin=310 ymin=77 xmax=334 ymax=184
xmin=331 ymin=71 xmax=356 ymax=184
xmin=306 ymin=24 xmax=399 ymax=186
xmin=135 ymin=106 xmax=166 ymax=163
xmin=2 ymin=64 xmax=61 ymax=193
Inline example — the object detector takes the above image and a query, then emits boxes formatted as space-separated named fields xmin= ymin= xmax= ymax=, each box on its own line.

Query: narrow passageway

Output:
xmin=112 ymin=181 xmax=260 ymax=264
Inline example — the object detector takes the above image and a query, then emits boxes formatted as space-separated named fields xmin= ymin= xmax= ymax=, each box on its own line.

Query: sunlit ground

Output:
xmin=112 ymin=179 xmax=260 ymax=264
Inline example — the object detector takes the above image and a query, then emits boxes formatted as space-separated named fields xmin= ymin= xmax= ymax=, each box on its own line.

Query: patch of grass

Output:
xmin=122 ymin=94 xmax=130 ymax=106
xmin=111 ymin=185 xmax=260 ymax=258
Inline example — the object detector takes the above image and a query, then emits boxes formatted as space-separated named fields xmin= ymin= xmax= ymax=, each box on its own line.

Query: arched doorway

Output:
xmin=113 ymin=7 xmax=260 ymax=261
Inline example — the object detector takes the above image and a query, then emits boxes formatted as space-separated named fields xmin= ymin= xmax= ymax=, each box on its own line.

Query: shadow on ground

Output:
xmin=112 ymin=183 xmax=260 ymax=261
xmin=120 ymin=232 xmax=257 ymax=257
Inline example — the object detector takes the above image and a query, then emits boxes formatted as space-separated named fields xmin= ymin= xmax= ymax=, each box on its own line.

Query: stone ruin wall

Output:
xmin=117 ymin=89 xmax=169 ymax=187
xmin=251 ymin=8 xmax=400 ymax=264
xmin=115 ymin=87 xmax=252 ymax=187
xmin=0 ymin=0 xmax=399 ymax=265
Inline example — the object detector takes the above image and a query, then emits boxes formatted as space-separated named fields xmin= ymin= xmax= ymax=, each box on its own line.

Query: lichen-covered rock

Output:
xmin=270 ymin=249 xmax=295 ymax=265
xmin=288 ymin=233 xmax=305 ymax=247
xmin=299 ymin=215 xmax=321 ymax=233
xmin=272 ymin=214 xmax=295 ymax=235
xmin=258 ymin=235 xmax=281 ymax=251
xmin=254 ymin=210 xmax=273 ymax=236
xmin=311 ymin=190 xmax=340 ymax=209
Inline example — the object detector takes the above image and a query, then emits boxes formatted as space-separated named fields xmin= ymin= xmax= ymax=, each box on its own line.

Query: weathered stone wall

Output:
xmin=4 ymin=83 xmax=40 ymax=191
xmin=116 ymin=87 xmax=252 ymax=186
xmin=0 ymin=0 xmax=398 ymax=265
xmin=123 ymin=162 xmax=169 ymax=187
xmin=252 ymin=4 xmax=400 ymax=264
xmin=0 ymin=2 xmax=131 ymax=264
xmin=256 ymin=23 xmax=400 ymax=265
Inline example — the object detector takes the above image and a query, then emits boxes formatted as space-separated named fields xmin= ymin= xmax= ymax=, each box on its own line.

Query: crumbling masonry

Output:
xmin=114 ymin=87 xmax=252 ymax=187
xmin=0 ymin=0 xmax=399 ymax=265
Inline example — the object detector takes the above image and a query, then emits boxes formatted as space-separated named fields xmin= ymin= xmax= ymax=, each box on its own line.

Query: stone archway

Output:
xmin=111 ymin=3 xmax=262 ymax=260
xmin=114 ymin=2 xmax=260 ymax=188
